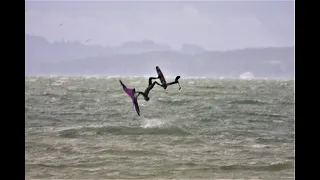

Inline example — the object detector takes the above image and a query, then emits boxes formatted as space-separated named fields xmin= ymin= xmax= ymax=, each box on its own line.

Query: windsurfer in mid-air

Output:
xmin=119 ymin=66 xmax=181 ymax=116
xmin=135 ymin=75 xmax=181 ymax=101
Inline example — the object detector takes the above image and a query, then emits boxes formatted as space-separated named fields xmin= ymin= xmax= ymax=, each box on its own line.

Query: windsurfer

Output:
xmin=135 ymin=76 xmax=181 ymax=101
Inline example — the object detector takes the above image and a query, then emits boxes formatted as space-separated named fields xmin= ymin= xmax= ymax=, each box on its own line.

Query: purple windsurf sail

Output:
xmin=124 ymin=88 xmax=140 ymax=115
xmin=120 ymin=80 xmax=134 ymax=98
xmin=123 ymin=87 xmax=136 ymax=108
xmin=120 ymin=80 xmax=140 ymax=115
xmin=123 ymin=87 xmax=134 ymax=98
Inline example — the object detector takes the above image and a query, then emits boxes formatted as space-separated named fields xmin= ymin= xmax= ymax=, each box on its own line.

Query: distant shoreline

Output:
xmin=25 ymin=75 xmax=294 ymax=81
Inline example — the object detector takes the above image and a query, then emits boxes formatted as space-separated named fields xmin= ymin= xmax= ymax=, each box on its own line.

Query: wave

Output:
xmin=57 ymin=125 xmax=190 ymax=138
xmin=229 ymin=99 xmax=268 ymax=105
xmin=220 ymin=160 xmax=293 ymax=171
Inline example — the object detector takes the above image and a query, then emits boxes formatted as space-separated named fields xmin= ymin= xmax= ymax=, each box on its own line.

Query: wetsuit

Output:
xmin=136 ymin=76 xmax=181 ymax=101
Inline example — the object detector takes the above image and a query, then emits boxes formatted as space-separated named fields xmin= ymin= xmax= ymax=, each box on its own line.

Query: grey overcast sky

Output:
xmin=25 ymin=0 xmax=294 ymax=51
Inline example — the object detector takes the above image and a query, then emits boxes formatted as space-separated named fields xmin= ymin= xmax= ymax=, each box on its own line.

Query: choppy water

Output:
xmin=25 ymin=76 xmax=294 ymax=179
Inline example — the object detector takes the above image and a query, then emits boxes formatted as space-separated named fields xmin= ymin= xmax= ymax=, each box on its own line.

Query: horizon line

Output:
xmin=25 ymin=33 xmax=294 ymax=52
xmin=25 ymin=75 xmax=294 ymax=80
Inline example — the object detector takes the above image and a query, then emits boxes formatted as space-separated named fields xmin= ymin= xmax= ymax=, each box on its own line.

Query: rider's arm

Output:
xmin=135 ymin=91 xmax=143 ymax=98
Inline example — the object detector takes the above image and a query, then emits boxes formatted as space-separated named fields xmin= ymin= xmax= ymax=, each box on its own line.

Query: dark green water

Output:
xmin=25 ymin=76 xmax=294 ymax=179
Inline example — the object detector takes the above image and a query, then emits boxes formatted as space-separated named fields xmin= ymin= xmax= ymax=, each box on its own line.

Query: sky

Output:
xmin=25 ymin=0 xmax=294 ymax=51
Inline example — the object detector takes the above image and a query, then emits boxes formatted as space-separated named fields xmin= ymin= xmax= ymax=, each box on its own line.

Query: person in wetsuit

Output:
xmin=135 ymin=75 xmax=181 ymax=101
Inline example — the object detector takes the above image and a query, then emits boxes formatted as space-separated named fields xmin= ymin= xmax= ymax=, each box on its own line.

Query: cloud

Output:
xmin=25 ymin=2 xmax=294 ymax=50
